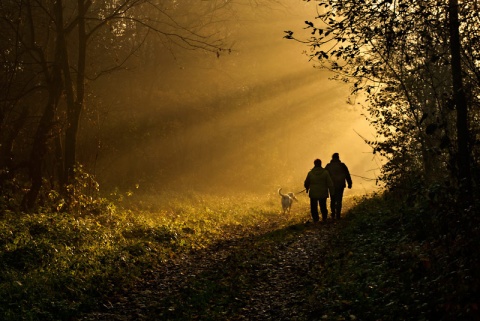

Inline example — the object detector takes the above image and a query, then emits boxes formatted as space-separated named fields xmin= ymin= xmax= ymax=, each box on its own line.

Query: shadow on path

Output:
xmin=79 ymin=219 xmax=343 ymax=320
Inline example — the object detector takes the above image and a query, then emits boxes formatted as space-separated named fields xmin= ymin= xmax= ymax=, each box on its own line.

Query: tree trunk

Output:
xmin=448 ymin=0 xmax=471 ymax=199
xmin=22 ymin=97 xmax=57 ymax=211
xmin=22 ymin=1 xmax=65 ymax=211
xmin=62 ymin=0 xmax=87 ymax=193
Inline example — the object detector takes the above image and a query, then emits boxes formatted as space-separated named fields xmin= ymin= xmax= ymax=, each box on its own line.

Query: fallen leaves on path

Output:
xmin=79 ymin=221 xmax=340 ymax=320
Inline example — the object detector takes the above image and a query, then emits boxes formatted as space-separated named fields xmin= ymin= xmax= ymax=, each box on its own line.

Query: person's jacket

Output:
xmin=325 ymin=159 xmax=352 ymax=188
xmin=304 ymin=166 xmax=334 ymax=199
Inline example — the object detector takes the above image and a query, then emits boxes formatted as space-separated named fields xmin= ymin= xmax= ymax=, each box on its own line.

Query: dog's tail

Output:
xmin=278 ymin=188 xmax=285 ymax=197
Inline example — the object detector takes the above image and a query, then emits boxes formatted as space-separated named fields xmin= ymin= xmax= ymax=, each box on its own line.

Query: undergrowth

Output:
xmin=0 ymin=190 xmax=307 ymax=321
xmin=307 ymin=193 xmax=480 ymax=321
xmin=2 ymin=190 xmax=478 ymax=320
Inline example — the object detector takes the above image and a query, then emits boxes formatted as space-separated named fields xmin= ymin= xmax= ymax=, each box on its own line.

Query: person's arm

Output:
xmin=327 ymin=172 xmax=335 ymax=197
xmin=343 ymin=164 xmax=352 ymax=188
xmin=304 ymin=174 xmax=310 ymax=193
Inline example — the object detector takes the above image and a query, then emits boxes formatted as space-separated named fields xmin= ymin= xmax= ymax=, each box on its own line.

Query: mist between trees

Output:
xmin=1 ymin=0 xmax=479 ymax=214
xmin=1 ymin=0 xmax=317 ymax=211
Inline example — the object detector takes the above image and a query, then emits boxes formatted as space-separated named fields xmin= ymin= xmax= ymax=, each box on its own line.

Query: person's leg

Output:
xmin=319 ymin=198 xmax=328 ymax=221
xmin=310 ymin=198 xmax=319 ymax=222
xmin=335 ymin=188 xmax=345 ymax=219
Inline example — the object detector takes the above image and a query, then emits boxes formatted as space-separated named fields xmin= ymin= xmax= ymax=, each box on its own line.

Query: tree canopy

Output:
xmin=285 ymin=0 xmax=480 ymax=249
xmin=287 ymin=0 xmax=480 ymax=198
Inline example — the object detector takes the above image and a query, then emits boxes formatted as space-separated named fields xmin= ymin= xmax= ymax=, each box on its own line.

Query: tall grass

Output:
xmin=0 ymin=190 xmax=311 ymax=320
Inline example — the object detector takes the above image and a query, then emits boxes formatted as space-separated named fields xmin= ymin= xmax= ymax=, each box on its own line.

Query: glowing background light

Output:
xmin=82 ymin=1 xmax=381 ymax=196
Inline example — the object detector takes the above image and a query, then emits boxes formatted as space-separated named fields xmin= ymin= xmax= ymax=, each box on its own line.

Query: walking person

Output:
xmin=325 ymin=153 xmax=352 ymax=219
xmin=304 ymin=159 xmax=334 ymax=223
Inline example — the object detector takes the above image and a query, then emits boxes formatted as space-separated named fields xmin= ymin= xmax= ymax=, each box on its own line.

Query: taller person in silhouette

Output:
xmin=326 ymin=153 xmax=352 ymax=219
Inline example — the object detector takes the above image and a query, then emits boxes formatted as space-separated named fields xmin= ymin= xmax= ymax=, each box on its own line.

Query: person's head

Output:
xmin=332 ymin=153 xmax=340 ymax=160
xmin=314 ymin=159 xmax=322 ymax=167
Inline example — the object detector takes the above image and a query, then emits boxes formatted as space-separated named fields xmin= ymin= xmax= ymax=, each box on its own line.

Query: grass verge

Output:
xmin=0 ymin=191 xmax=308 ymax=320
xmin=2 ymin=191 xmax=477 ymax=320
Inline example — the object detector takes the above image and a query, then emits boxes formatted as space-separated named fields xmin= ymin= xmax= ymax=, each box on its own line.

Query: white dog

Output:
xmin=278 ymin=188 xmax=298 ymax=214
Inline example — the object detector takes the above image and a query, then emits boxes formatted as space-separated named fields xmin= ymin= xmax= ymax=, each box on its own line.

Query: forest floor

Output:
xmin=76 ymin=193 xmax=479 ymax=321
xmin=2 ymin=193 xmax=477 ymax=320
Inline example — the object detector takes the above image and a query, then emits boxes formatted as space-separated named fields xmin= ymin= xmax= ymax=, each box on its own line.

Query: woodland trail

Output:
xmin=79 ymin=220 xmax=340 ymax=320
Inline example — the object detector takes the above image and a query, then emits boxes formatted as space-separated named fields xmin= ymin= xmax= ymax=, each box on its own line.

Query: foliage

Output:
xmin=286 ymin=0 xmax=480 ymax=193
xmin=0 ymin=191 xmax=303 ymax=320
xmin=286 ymin=8 xmax=480 ymax=311
xmin=306 ymin=193 xmax=480 ymax=321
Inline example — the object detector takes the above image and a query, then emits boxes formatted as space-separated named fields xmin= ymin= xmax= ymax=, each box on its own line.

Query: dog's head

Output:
xmin=287 ymin=192 xmax=298 ymax=201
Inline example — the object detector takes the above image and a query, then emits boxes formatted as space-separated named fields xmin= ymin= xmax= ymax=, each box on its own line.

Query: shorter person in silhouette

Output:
xmin=325 ymin=153 xmax=352 ymax=219
xmin=304 ymin=158 xmax=334 ymax=223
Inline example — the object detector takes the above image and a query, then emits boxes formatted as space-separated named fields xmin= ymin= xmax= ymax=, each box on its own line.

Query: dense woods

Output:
xmin=0 ymin=0 xmax=232 ymax=212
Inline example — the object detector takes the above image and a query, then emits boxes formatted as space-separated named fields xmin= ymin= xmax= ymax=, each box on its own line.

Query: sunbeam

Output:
xmin=87 ymin=0 xmax=380 ymax=195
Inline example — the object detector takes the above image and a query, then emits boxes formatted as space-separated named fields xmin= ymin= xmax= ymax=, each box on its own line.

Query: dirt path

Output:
xmin=79 ymin=221 xmax=339 ymax=320
xmin=229 ymin=225 xmax=334 ymax=320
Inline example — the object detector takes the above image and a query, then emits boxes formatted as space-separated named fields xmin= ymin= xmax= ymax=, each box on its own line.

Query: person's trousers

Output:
xmin=330 ymin=187 xmax=345 ymax=219
xmin=310 ymin=197 xmax=328 ymax=222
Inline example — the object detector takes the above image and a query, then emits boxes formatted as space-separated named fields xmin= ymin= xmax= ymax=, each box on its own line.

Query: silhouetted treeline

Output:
xmin=288 ymin=0 xmax=479 ymax=210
